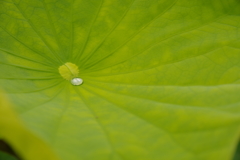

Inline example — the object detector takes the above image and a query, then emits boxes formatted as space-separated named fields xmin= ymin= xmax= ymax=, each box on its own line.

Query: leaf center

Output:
xmin=58 ymin=62 xmax=79 ymax=81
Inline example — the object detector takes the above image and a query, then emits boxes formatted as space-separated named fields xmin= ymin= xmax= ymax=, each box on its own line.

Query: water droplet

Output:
xmin=71 ymin=78 xmax=83 ymax=86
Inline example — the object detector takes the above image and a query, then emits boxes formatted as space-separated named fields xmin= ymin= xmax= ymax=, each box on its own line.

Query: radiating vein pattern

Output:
xmin=0 ymin=0 xmax=240 ymax=160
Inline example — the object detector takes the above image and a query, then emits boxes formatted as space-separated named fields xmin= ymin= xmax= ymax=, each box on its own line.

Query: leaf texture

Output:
xmin=0 ymin=92 xmax=60 ymax=160
xmin=0 ymin=0 xmax=240 ymax=160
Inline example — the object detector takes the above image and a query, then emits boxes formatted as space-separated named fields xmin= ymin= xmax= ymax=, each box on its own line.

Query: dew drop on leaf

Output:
xmin=71 ymin=78 xmax=83 ymax=86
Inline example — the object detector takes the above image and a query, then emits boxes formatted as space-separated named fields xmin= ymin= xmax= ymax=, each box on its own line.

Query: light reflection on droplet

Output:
xmin=71 ymin=78 xmax=83 ymax=86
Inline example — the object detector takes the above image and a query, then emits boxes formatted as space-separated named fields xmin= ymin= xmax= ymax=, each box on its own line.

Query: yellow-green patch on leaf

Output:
xmin=58 ymin=62 xmax=79 ymax=80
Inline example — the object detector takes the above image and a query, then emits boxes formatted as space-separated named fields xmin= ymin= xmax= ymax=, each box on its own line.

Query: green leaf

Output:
xmin=58 ymin=62 xmax=80 ymax=81
xmin=233 ymin=142 xmax=240 ymax=160
xmin=0 ymin=151 xmax=17 ymax=160
xmin=0 ymin=0 xmax=240 ymax=160
xmin=0 ymin=92 xmax=60 ymax=160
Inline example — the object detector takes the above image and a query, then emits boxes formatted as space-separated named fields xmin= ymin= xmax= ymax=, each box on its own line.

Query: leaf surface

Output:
xmin=0 ymin=92 xmax=60 ymax=160
xmin=0 ymin=0 xmax=240 ymax=160
xmin=0 ymin=151 xmax=18 ymax=160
